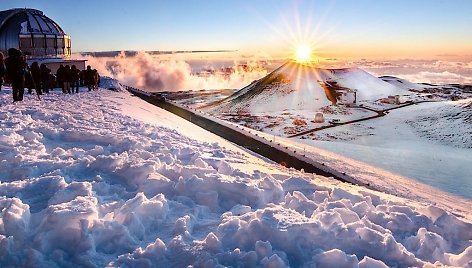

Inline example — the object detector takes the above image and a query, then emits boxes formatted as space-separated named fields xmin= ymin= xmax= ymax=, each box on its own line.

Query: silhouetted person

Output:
xmin=63 ymin=65 xmax=71 ymax=93
xmin=0 ymin=52 xmax=5 ymax=91
xmin=70 ymin=65 xmax=80 ymax=93
xmin=93 ymin=69 xmax=100 ymax=89
xmin=84 ymin=65 xmax=94 ymax=91
xmin=56 ymin=64 xmax=65 ymax=92
xmin=30 ymin=61 xmax=42 ymax=95
xmin=48 ymin=73 xmax=56 ymax=92
xmin=79 ymin=69 xmax=85 ymax=86
xmin=24 ymin=65 xmax=40 ymax=100
xmin=40 ymin=64 xmax=51 ymax=93
xmin=4 ymin=48 xmax=26 ymax=102
xmin=25 ymin=65 xmax=32 ymax=94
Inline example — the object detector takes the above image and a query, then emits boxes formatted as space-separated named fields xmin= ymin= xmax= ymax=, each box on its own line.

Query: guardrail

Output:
xmin=123 ymin=85 xmax=368 ymax=187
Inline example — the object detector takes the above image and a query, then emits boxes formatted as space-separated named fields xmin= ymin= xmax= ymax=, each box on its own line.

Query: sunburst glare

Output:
xmin=252 ymin=3 xmax=334 ymax=65
xmin=295 ymin=44 xmax=312 ymax=63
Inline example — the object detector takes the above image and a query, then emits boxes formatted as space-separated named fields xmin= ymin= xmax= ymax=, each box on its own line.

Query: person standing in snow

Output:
xmin=79 ymin=69 xmax=85 ymax=87
xmin=48 ymin=73 xmax=56 ymax=92
xmin=4 ymin=48 xmax=26 ymax=102
xmin=0 ymin=52 xmax=5 ymax=91
xmin=40 ymin=64 xmax=51 ymax=94
xmin=56 ymin=64 xmax=65 ymax=93
xmin=70 ymin=65 xmax=80 ymax=93
xmin=24 ymin=64 xmax=33 ymax=95
xmin=30 ymin=61 xmax=42 ymax=96
xmin=93 ymin=69 xmax=100 ymax=90
xmin=63 ymin=65 xmax=71 ymax=94
xmin=84 ymin=65 xmax=94 ymax=91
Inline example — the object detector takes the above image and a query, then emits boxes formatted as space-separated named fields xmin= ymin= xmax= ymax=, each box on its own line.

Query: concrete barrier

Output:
xmin=124 ymin=85 xmax=367 ymax=187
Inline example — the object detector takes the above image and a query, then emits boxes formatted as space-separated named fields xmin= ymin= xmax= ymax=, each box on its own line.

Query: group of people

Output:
xmin=0 ymin=48 xmax=100 ymax=102
xmin=56 ymin=64 xmax=100 ymax=94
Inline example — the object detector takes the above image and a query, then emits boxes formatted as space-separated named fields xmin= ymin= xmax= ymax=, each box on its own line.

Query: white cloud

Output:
xmin=82 ymin=51 xmax=268 ymax=92
xmin=397 ymin=71 xmax=472 ymax=84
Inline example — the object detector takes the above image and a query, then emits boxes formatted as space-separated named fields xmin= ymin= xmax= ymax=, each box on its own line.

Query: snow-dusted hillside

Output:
xmin=0 ymin=83 xmax=471 ymax=267
xmin=406 ymin=98 xmax=472 ymax=148
xmin=207 ymin=62 xmax=406 ymax=114
xmin=381 ymin=75 xmax=472 ymax=100
xmin=380 ymin=75 xmax=428 ymax=91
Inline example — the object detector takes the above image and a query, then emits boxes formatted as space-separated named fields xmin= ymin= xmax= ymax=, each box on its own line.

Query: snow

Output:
xmin=294 ymin=100 xmax=472 ymax=199
xmin=317 ymin=67 xmax=405 ymax=100
xmin=0 ymin=83 xmax=471 ymax=267
xmin=406 ymin=98 xmax=472 ymax=149
xmin=208 ymin=62 xmax=407 ymax=114
xmin=380 ymin=76 xmax=428 ymax=91
xmin=244 ymin=119 xmax=472 ymax=219
xmin=197 ymin=63 xmax=471 ymax=201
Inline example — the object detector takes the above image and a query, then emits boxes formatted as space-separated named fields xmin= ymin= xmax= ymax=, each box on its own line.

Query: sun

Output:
xmin=295 ymin=44 xmax=312 ymax=63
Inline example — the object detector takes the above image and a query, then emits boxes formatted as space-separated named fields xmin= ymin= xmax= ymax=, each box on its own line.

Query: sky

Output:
xmin=1 ymin=0 xmax=472 ymax=60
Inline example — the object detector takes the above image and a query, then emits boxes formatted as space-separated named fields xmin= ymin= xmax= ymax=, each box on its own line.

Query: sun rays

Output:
xmin=295 ymin=44 xmax=312 ymax=63
xmin=250 ymin=1 xmax=336 ymax=64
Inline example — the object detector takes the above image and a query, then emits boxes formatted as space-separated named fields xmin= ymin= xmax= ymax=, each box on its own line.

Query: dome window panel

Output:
xmin=19 ymin=35 xmax=33 ymax=49
xmin=27 ymin=13 xmax=41 ymax=33
xmin=46 ymin=48 xmax=56 ymax=56
xmin=57 ymin=37 xmax=64 ymax=48
xmin=33 ymin=34 xmax=45 ymax=48
xmin=45 ymin=35 xmax=56 ymax=48
xmin=36 ymin=15 xmax=53 ymax=33
xmin=65 ymin=36 xmax=71 ymax=47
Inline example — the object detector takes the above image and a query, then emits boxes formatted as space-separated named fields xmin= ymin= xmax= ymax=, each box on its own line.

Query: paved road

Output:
xmin=288 ymin=101 xmax=431 ymax=138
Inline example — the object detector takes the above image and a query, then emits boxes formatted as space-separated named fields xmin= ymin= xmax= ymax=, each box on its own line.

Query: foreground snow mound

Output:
xmin=0 ymin=87 xmax=471 ymax=267
xmin=207 ymin=62 xmax=406 ymax=114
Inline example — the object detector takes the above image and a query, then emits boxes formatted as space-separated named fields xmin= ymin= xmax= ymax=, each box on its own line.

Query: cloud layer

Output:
xmin=82 ymin=51 xmax=472 ymax=90
xmin=323 ymin=58 xmax=472 ymax=84
xmin=83 ymin=52 xmax=268 ymax=92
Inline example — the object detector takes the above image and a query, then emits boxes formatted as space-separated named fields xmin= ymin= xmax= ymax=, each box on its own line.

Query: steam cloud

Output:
xmin=81 ymin=52 xmax=471 ymax=88
xmin=82 ymin=52 xmax=268 ymax=91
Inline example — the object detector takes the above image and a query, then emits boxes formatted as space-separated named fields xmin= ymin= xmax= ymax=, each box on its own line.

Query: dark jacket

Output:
xmin=40 ymin=64 xmax=51 ymax=83
xmin=84 ymin=67 xmax=94 ymax=85
xmin=70 ymin=66 xmax=80 ymax=82
xmin=63 ymin=66 xmax=72 ymax=82
xmin=4 ymin=49 xmax=26 ymax=86
xmin=56 ymin=65 xmax=65 ymax=83
xmin=30 ymin=62 xmax=41 ymax=85
xmin=0 ymin=61 xmax=5 ymax=78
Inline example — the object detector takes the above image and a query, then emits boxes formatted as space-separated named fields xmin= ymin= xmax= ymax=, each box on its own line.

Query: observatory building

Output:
xmin=0 ymin=8 xmax=85 ymax=71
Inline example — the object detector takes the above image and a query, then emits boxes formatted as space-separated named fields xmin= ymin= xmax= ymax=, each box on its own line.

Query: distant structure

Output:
xmin=381 ymin=95 xmax=401 ymax=105
xmin=339 ymin=89 xmax=357 ymax=105
xmin=319 ymin=80 xmax=357 ymax=106
xmin=0 ymin=8 xmax=86 ymax=71
xmin=313 ymin=112 xmax=325 ymax=123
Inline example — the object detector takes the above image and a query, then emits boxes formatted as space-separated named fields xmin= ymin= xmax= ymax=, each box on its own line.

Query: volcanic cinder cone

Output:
xmin=206 ymin=61 xmax=406 ymax=114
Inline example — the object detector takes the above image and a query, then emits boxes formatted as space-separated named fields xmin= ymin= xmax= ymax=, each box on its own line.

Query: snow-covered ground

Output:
xmin=1 ymin=83 xmax=471 ymax=267
xmin=193 ymin=63 xmax=472 ymax=202
xmin=295 ymin=99 xmax=472 ymax=199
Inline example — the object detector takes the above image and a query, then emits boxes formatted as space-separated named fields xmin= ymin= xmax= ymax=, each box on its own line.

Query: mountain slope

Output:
xmin=380 ymin=75 xmax=430 ymax=91
xmin=206 ymin=61 xmax=406 ymax=114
